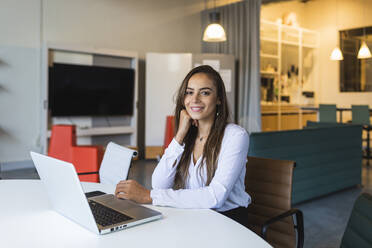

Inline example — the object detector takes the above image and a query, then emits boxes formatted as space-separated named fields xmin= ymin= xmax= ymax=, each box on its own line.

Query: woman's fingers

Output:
xmin=116 ymin=191 xmax=128 ymax=199
xmin=115 ymin=180 xmax=131 ymax=195
xmin=114 ymin=180 xmax=151 ymax=204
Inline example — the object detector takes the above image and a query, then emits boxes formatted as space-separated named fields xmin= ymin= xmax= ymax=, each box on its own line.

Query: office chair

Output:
xmin=351 ymin=105 xmax=372 ymax=166
xmin=340 ymin=193 xmax=372 ymax=248
xmin=319 ymin=104 xmax=337 ymax=123
xmin=48 ymin=125 xmax=104 ymax=182
xmin=99 ymin=142 xmax=137 ymax=186
xmin=245 ymin=156 xmax=304 ymax=248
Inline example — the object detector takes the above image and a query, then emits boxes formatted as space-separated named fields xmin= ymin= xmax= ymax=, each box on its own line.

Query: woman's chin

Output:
xmin=189 ymin=115 xmax=201 ymax=120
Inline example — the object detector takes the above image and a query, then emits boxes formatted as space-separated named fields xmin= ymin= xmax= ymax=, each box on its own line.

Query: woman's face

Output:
xmin=184 ymin=73 xmax=220 ymax=123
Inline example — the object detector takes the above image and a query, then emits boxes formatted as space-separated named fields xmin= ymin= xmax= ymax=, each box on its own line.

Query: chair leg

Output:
xmin=367 ymin=130 xmax=370 ymax=167
xmin=295 ymin=210 xmax=304 ymax=248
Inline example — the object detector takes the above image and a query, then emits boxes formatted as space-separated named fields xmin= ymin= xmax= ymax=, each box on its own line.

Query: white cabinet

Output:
xmin=41 ymin=43 xmax=138 ymax=153
xmin=260 ymin=20 xmax=319 ymax=130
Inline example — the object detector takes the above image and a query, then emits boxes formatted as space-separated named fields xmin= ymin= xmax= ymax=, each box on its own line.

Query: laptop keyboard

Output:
xmin=89 ymin=201 xmax=133 ymax=227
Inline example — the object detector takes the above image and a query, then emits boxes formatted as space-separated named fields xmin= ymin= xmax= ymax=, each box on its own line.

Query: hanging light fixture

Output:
xmin=358 ymin=41 xmax=372 ymax=59
xmin=357 ymin=0 xmax=371 ymax=59
xmin=203 ymin=0 xmax=227 ymax=42
xmin=330 ymin=47 xmax=344 ymax=60
xmin=330 ymin=0 xmax=343 ymax=61
xmin=357 ymin=33 xmax=372 ymax=59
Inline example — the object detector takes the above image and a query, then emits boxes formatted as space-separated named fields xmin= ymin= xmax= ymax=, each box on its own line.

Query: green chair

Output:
xmin=319 ymin=104 xmax=337 ymax=123
xmin=340 ymin=193 xmax=372 ymax=248
xmin=351 ymin=105 xmax=370 ymax=125
xmin=352 ymin=105 xmax=371 ymax=166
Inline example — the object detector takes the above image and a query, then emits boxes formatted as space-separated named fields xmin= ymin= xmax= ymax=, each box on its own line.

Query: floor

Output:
xmin=1 ymin=159 xmax=371 ymax=248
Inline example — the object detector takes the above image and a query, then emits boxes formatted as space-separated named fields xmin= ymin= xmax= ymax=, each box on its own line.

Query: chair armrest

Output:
xmin=262 ymin=208 xmax=304 ymax=248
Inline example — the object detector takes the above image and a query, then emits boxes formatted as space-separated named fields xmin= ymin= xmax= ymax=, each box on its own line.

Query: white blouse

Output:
xmin=150 ymin=123 xmax=251 ymax=212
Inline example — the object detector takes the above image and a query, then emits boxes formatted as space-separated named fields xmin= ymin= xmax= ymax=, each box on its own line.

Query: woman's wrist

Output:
xmin=175 ymin=133 xmax=185 ymax=144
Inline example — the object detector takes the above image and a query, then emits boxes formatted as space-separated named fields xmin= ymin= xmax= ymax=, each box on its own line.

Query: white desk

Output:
xmin=0 ymin=180 xmax=271 ymax=248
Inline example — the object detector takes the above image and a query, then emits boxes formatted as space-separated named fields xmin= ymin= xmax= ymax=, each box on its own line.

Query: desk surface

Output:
xmin=0 ymin=180 xmax=271 ymax=248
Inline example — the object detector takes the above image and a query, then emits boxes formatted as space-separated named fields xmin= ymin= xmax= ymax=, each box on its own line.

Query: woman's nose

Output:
xmin=191 ymin=93 xmax=200 ymax=102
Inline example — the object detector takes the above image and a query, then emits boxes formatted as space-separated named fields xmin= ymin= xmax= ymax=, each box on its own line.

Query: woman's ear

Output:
xmin=217 ymin=99 xmax=221 ymax=105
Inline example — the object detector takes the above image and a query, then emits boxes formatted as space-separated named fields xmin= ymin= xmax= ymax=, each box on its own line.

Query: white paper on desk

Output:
xmin=99 ymin=142 xmax=137 ymax=186
xmin=202 ymin=59 xmax=220 ymax=72
xmin=220 ymin=69 xmax=232 ymax=92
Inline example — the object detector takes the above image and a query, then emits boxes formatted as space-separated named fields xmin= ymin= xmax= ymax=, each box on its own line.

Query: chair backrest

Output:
xmin=245 ymin=156 xmax=296 ymax=248
xmin=340 ymin=193 xmax=372 ymax=248
xmin=319 ymin=104 xmax=337 ymax=123
xmin=351 ymin=105 xmax=370 ymax=125
xmin=99 ymin=142 xmax=137 ymax=186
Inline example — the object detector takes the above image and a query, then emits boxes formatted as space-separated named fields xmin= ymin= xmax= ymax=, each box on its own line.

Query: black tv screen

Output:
xmin=49 ymin=63 xmax=135 ymax=116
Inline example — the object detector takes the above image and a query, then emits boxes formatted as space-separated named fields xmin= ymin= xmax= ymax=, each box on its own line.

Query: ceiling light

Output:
xmin=358 ymin=40 xmax=372 ymax=59
xmin=330 ymin=47 xmax=344 ymax=61
xmin=330 ymin=0 xmax=343 ymax=61
xmin=202 ymin=2 xmax=226 ymax=42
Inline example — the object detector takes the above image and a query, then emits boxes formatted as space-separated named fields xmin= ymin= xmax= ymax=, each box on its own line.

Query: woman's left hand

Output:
xmin=115 ymin=180 xmax=152 ymax=204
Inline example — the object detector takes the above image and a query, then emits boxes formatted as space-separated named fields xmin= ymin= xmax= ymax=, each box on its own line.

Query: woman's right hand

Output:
xmin=175 ymin=109 xmax=197 ymax=144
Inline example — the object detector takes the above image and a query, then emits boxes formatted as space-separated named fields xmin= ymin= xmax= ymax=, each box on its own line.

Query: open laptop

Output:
xmin=30 ymin=151 xmax=162 ymax=235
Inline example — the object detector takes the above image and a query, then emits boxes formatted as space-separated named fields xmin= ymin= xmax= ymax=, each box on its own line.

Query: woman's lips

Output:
xmin=190 ymin=107 xmax=203 ymax=112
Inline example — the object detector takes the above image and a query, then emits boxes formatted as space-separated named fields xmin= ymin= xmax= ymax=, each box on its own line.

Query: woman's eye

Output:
xmin=185 ymin=91 xmax=193 ymax=95
xmin=201 ymin=91 xmax=211 ymax=96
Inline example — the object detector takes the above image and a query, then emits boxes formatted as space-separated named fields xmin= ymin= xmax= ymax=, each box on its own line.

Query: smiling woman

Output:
xmin=115 ymin=65 xmax=250 ymax=227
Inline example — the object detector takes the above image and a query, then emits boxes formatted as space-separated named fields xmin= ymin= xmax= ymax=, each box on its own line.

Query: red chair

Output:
xmin=163 ymin=115 xmax=175 ymax=150
xmin=48 ymin=125 xmax=103 ymax=182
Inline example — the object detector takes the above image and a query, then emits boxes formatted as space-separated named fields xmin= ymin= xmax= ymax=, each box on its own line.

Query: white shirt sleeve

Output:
xmin=150 ymin=127 xmax=249 ymax=209
xmin=151 ymin=138 xmax=185 ymax=189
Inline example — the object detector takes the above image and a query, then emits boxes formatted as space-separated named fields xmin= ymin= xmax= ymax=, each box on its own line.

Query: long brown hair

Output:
xmin=173 ymin=65 xmax=230 ymax=189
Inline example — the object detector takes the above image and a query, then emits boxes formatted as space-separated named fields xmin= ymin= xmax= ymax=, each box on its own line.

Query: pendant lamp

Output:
xmin=203 ymin=0 xmax=226 ymax=42
xmin=330 ymin=47 xmax=344 ymax=60
xmin=357 ymin=38 xmax=372 ymax=59
xmin=358 ymin=0 xmax=371 ymax=59
xmin=330 ymin=0 xmax=343 ymax=60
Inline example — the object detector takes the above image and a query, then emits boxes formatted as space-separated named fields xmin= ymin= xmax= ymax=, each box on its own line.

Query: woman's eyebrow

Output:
xmin=186 ymin=87 xmax=213 ymax=91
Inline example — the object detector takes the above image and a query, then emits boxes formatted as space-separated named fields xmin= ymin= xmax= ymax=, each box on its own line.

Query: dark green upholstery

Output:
xmin=340 ymin=193 xmax=372 ymax=248
xmin=248 ymin=124 xmax=362 ymax=204
xmin=319 ymin=104 xmax=337 ymax=123
xmin=305 ymin=121 xmax=351 ymax=128
xmin=351 ymin=105 xmax=370 ymax=125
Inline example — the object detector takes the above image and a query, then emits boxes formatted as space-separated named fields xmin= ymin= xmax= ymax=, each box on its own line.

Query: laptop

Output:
xmin=30 ymin=151 xmax=162 ymax=235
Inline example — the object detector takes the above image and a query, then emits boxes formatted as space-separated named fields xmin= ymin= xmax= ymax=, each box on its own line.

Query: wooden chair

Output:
xmin=245 ymin=156 xmax=304 ymax=248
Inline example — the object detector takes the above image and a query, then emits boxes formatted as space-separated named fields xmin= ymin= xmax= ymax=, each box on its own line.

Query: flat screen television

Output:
xmin=48 ymin=63 xmax=135 ymax=117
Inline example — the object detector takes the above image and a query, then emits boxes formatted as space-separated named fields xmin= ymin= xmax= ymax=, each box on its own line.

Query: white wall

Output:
xmin=0 ymin=0 xmax=42 ymax=162
xmin=262 ymin=0 xmax=372 ymax=121
xmin=0 ymin=0 xmax=205 ymax=163
xmin=43 ymin=0 xmax=204 ymax=59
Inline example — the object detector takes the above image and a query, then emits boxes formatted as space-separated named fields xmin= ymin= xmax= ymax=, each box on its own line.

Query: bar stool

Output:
xmin=352 ymin=105 xmax=372 ymax=166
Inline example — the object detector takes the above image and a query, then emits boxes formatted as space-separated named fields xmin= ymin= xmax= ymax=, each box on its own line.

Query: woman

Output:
xmin=115 ymin=65 xmax=250 ymax=223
